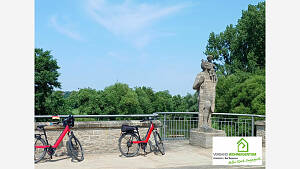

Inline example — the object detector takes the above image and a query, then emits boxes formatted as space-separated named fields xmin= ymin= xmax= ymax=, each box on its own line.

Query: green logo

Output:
xmin=237 ymin=138 xmax=248 ymax=152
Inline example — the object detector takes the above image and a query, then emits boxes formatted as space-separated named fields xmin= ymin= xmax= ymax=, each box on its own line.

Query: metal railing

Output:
xmin=34 ymin=112 xmax=265 ymax=140
xmin=35 ymin=114 xmax=158 ymax=119
xmin=156 ymin=112 xmax=265 ymax=140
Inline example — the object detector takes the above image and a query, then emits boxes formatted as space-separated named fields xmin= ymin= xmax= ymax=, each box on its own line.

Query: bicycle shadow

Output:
xmin=118 ymin=149 xmax=165 ymax=158
xmin=37 ymin=155 xmax=73 ymax=163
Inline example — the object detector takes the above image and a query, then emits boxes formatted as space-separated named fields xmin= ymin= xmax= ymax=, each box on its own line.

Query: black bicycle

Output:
xmin=118 ymin=117 xmax=165 ymax=157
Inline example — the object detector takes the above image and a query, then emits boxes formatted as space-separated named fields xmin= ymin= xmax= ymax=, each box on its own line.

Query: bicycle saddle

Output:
xmin=36 ymin=124 xmax=47 ymax=129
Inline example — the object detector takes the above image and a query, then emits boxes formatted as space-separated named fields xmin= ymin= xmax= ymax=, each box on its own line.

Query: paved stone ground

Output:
xmin=35 ymin=140 xmax=265 ymax=169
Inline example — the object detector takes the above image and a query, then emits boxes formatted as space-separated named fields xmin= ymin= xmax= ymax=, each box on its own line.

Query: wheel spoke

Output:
xmin=119 ymin=133 xmax=139 ymax=157
xmin=154 ymin=132 xmax=165 ymax=155
xmin=34 ymin=137 xmax=47 ymax=163
xmin=68 ymin=135 xmax=84 ymax=161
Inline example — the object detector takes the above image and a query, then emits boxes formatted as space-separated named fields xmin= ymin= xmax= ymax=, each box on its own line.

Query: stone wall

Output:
xmin=35 ymin=120 xmax=161 ymax=155
xmin=255 ymin=120 xmax=265 ymax=147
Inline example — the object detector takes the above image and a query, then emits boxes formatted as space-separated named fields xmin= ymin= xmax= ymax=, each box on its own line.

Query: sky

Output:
xmin=35 ymin=0 xmax=264 ymax=96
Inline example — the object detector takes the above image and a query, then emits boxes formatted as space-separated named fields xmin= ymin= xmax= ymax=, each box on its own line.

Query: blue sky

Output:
xmin=35 ymin=0 xmax=264 ymax=96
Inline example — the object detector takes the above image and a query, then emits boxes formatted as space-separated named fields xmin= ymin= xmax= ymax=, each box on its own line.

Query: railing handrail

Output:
xmin=155 ymin=112 xmax=265 ymax=118
xmin=35 ymin=113 xmax=158 ymax=119
xmin=34 ymin=112 xmax=265 ymax=119
xmin=212 ymin=113 xmax=265 ymax=118
xmin=156 ymin=112 xmax=198 ymax=115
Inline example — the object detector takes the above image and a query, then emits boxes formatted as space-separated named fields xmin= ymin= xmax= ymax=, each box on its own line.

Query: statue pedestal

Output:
xmin=189 ymin=127 xmax=226 ymax=148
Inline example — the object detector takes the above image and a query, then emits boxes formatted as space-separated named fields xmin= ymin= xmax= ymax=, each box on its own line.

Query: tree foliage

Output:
xmin=205 ymin=2 xmax=265 ymax=75
xmin=45 ymin=91 xmax=70 ymax=115
xmin=135 ymin=87 xmax=155 ymax=114
xmin=65 ymin=83 xmax=164 ymax=115
xmin=35 ymin=48 xmax=61 ymax=115
xmin=215 ymin=72 xmax=265 ymax=115
xmin=101 ymin=83 xmax=140 ymax=115
xmin=35 ymin=2 xmax=265 ymax=116
xmin=205 ymin=1 xmax=265 ymax=115
xmin=58 ymin=83 xmax=198 ymax=115
xmin=73 ymin=88 xmax=103 ymax=115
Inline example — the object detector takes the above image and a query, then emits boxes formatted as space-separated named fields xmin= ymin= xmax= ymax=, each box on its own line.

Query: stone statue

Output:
xmin=189 ymin=55 xmax=225 ymax=148
xmin=192 ymin=55 xmax=217 ymax=129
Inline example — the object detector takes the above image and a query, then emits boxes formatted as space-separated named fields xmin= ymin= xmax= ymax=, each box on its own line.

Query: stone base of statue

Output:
xmin=189 ymin=127 xmax=226 ymax=148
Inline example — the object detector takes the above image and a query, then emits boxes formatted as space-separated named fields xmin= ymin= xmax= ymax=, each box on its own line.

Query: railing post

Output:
xmin=251 ymin=116 xmax=254 ymax=136
xmin=163 ymin=113 xmax=166 ymax=140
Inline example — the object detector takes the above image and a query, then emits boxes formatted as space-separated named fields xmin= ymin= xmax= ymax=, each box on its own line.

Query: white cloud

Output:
xmin=86 ymin=0 xmax=187 ymax=48
xmin=50 ymin=16 xmax=83 ymax=41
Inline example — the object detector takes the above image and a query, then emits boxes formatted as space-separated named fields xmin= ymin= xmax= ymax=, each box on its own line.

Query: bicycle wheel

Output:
xmin=34 ymin=136 xmax=47 ymax=163
xmin=153 ymin=131 xmax=165 ymax=155
xmin=118 ymin=133 xmax=140 ymax=157
xmin=68 ymin=134 xmax=84 ymax=161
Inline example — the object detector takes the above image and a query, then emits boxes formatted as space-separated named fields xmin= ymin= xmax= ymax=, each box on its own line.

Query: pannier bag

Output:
xmin=121 ymin=125 xmax=137 ymax=132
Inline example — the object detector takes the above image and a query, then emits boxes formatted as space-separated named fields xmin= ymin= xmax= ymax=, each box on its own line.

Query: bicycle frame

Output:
xmin=35 ymin=125 xmax=70 ymax=149
xmin=132 ymin=122 xmax=154 ymax=144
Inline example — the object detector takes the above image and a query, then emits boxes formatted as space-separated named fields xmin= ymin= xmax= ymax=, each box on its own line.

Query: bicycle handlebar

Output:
xmin=140 ymin=117 xmax=156 ymax=123
xmin=63 ymin=115 xmax=74 ymax=127
xmin=48 ymin=115 xmax=74 ymax=127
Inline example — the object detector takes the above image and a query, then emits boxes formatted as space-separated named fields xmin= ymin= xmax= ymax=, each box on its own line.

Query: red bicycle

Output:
xmin=118 ymin=117 xmax=165 ymax=157
xmin=34 ymin=115 xmax=84 ymax=163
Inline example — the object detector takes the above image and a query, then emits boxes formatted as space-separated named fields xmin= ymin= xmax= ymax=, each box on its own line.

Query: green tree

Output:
xmin=45 ymin=91 xmax=70 ymax=115
xmin=120 ymin=90 xmax=141 ymax=115
xmin=35 ymin=48 xmax=61 ymax=115
xmin=205 ymin=25 xmax=237 ymax=75
xmin=65 ymin=91 xmax=80 ymax=110
xmin=75 ymin=88 xmax=104 ymax=115
xmin=205 ymin=1 xmax=265 ymax=75
xmin=153 ymin=90 xmax=173 ymax=112
xmin=215 ymin=72 xmax=265 ymax=115
xmin=63 ymin=91 xmax=72 ymax=98
xmin=230 ymin=74 xmax=265 ymax=115
xmin=134 ymin=87 xmax=155 ymax=114
xmin=172 ymin=95 xmax=187 ymax=112
xmin=102 ymin=83 xmax=141 ymax=115
xmin=204 ymin=1 xmax=265 ymax=116
xmin=183 ymin=92 xmax=198 ymax=112
xmin=215 ymin=72 xmax=251 ymax=113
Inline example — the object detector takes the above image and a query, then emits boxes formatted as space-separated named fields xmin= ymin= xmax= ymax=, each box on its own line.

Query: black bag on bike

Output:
xmin=121 ymin=125 xmax=136 ymax=132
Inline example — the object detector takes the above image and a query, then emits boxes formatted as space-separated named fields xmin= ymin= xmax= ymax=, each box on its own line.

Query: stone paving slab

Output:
xmin=35 ymin=140 xmax=265 ymax=169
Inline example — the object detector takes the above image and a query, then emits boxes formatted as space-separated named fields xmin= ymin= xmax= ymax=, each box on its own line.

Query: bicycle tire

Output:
xmin=153 ymin=131 xmax=165 ymax=155
xmin=118 ymin=133 xmax=140 ymax=157
xmin=34 ymin=136 xmax=47 ymax=163
xmin=68 ymin=134 xmax=84 ymax=161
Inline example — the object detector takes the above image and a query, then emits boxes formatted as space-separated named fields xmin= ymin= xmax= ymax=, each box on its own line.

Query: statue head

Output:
xmin=201 ymin=59 xmax=210 ymax=72
xmin=207 ymin=55 xmax=213 ymax=62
